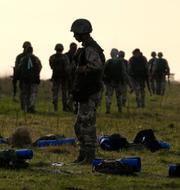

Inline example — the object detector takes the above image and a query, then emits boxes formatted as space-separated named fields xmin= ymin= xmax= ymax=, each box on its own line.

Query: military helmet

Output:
xmin=55 ymin=43 xmax=64 ymax=52
xmin=22 ymin=41 xmax=31 ymax=49
xmin=71 ymin=19 xmax=92 ymax=34
xmin=110 ymin=48 xmax=119 ymax=59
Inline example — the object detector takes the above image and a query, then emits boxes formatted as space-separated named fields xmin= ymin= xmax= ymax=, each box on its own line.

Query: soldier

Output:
xmin=13 ymin=41 xmax=32 ymax=105
xmin=70 ymin=18 xmax=105 ymax=164
xmin=18 ymin=46 xmax=42 ymax=113
xmin=65 ymin=42 xmax=78 ymax=112
xmin=118 ymin=50 xmax=129 ymax=107
xmin=49 ymin=44 xmax=69 ymax=112
xmin=152 ymin=52 xmax=170 ymax=95
xmin=128 ymin=49 xmax=149 ymax=108
xmin=148 ymin=51 xmax=157 ymax=94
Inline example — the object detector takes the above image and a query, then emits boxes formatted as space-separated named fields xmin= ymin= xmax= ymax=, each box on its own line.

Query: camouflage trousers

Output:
xmin=74 ymin=92 xmax=100 ymax=159
xmin=154 ymin=75 xmax=166 ymax=95
xmin=131 ymin=78 xmax=145 ymax=108
xmin=52 ymin=80 xmax=68 ymax=111
xmin=105 ymin=81 xmax=125 ymax=113
xmin=149 ymin=76 xmax=156 ymax=94
xmin=121 ymin=83 xmax=128 ymax=107
xmin=19 ymin=82 xmax=38 ymax=112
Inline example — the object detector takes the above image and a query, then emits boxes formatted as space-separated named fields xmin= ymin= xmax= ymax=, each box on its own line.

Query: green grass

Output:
xmin=0 ymin=78 xmax=180 ymax=190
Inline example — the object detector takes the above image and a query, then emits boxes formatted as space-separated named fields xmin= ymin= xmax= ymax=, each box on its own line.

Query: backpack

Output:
xmin=99 ymin=134 xmax=129 ymax=151
xmin=130 ymin=56 xmax=148 ymax=79
xmin=133 ymin=129 xmax=161 ymax=152
xmin=19 ymin=55 xmax=39 ymax=83
xmin=155 ymin=59 xmax=167 ymax=75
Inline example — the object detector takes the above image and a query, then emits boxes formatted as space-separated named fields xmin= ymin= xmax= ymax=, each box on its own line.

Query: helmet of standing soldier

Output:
xmin=110 ymin=48 xmax=119 ymax=59
xmin=22 ymin=41 xmax=31 ymax=49
xmin=70 ymin=19 xmax=92 ymax=34
xmin=55 ymin=44 xmax=64 ymax=52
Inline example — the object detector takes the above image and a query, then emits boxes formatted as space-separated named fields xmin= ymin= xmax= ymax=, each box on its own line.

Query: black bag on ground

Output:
xmin=100 ymin=134 xmax=129 ymax=151
xmin=133 ymin=129 xmax=161 ymax=152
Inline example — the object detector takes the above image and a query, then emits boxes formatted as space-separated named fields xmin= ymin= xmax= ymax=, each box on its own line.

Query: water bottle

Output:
xmin=37 ymin=138 xmax=75 ymax=147
xmin=15 ymin=149 xmax=33 ymax=159
xmin=99 ymin=136 xmax=111 ymax=150
xmin=158 ymin=141 xmax=171 ymax=150
xmin=169 ymin=164 xmax=180 ymax=177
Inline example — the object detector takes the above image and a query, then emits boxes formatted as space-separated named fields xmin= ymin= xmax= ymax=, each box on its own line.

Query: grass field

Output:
xmin=0 ymin=78 xmax=180 ymax=190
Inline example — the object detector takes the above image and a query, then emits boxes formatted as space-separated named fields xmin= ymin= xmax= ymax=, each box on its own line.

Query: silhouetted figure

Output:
xmin=17 ymin=46 xmax=42 ymax=113
xmin=152 ymin=52 xmax=170 ymax=95
xmin=65 ymin=42 xmax=78 ymax=112
xmin=71 ymin=18 xmax=105 ymax=164
xmin=148 ymin=51 xmax=157 ymax=94
xmin=49 ymin=44 xmax=69 ymax=112
xmin=128 ymin=49 xmax=148 ymax=108
xmin=13 ymin=41 xmax=31 ymax=105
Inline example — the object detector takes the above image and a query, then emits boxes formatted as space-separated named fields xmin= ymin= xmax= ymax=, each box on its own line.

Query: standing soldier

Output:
xmin=152 ymin=52 xmax=170 ymax=95
xmin=65 ymin=42 xmax=78 ymax=112
xmin=104 ymin=48 xmax=123 ymax=113
xmin=148 ymin=51 xmax=157 ymax=94
xmin=13 ymin=41 xmax=31 ymax=105
xmin=18 ymin=46 xmax=42 ymax=113
xmin=70 ymin=18 xmax=105 ymax=164
xmin=118 ymin=50 xmax=129 ymax=107
xmin=128 ymin=49 xmax=149 ymax=108
xmin=49 ymin=44 xmax=69 ymax=112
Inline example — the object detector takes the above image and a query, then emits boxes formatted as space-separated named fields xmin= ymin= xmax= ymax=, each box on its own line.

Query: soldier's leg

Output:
xmin=155 ymin=77 xmax=161 ymax=95
xmin=131 ymin=79 xmax=141 ymax=107
xmin=52 ymin=81 xmax=60 ymax=112
xmin=115 ymin=83 xmax=123 ymax=112
xmin=74 ymin=93 xmax=98 ymax=164
xmin=161 ymin=76 xmax=166 ymax=95
xmin=121 ymin=83 xmax=127 ymax=107
xmin=28 ymin=84 xmax=38 ymax=113
xmin=105 ymin=83 xmax=113 ymax=113
xmin=19 ymin=82 xmax=25 ymax=111
xmin=61 ymin=80 xmax=68 ymax=111
xmin=140 ymin=80 xmax=145 ymax=107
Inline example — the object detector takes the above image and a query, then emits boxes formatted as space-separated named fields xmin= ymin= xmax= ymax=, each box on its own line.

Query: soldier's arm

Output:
xmin=84 ymin=46 xmax=103 ymax=72
xmin=49 ymin=55 xmax=55 ymax=69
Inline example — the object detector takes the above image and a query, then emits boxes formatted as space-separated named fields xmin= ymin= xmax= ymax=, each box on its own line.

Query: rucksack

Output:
xmin=133 ymin=129 xmax=161 ymax=152
xmin=19 ymin=55 xmax=39 ymax=83
xmin=155 ymin=59 xmax=167 ymax=75
xmin=130 ymin=56 xmax=148 ymax=79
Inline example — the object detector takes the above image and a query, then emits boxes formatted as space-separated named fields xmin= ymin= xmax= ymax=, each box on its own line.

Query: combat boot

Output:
xmin=73 ymin=150 xmax=86 ymax=163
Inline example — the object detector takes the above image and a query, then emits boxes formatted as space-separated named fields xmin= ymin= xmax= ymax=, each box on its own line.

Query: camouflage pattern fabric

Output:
xmin=20 ymin=83 xmax=38 ymax=112
xmin=51 ymin=80 xmax=68 ymax=111
xmin=131 ymin=78 xmax=145 ymax=108
xmin=105 ymin=81 xmax=124 ymax=113
xmin=74 ymin=92 xmax=100 ymax=158
xmin=154 ymin=75 xmax=166 ymax=95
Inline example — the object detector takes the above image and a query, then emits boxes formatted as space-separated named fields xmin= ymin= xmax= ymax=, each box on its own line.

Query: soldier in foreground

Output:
xmin=18 ymin=46 xmax=42 ymax=113
xmin=13 ymin=41 xmax=31 ymax=104
xmin=70 ymin=18 xmax=105 ymax=164
xmin=49 ymin=44 xmax=69 ymax=112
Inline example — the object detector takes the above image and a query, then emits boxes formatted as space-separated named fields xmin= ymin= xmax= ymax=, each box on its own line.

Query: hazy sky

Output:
xmin=0 ymin=0 xmax=180 ymax=80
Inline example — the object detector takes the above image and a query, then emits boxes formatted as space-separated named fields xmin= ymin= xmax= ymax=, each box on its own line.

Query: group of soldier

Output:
xmin=12 ymin=18 xmax=170 ymax=164
xmin=104 ymin=48 xmax=170 ymax=113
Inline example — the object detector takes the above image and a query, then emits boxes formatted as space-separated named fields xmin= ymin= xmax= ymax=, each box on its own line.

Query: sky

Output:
xmin=0 ymin=0 xmax=180 ymax=80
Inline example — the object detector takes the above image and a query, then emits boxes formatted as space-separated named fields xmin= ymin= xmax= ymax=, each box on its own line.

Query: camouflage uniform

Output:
xmin=13 ymin=41 xmax=31 ymax=107
xmin=49 ymin=49 xmax=69 ymax=112
xmin=104 ymin=58 xmax=128 ymax=113
xmin=148 ymin=53 xmax=157 ymax=94
xmin=18 ymin=47 xmax=42 ymax=113
xmin=128 ymin=49 xmax=148 ymax=108
xmin=152 ymin=54 xmax=170 ymax=95
xmin=65 ymin=43 xmax=77 ymax=112
xmin=71 ymin=19 xmax=105 ymax=163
